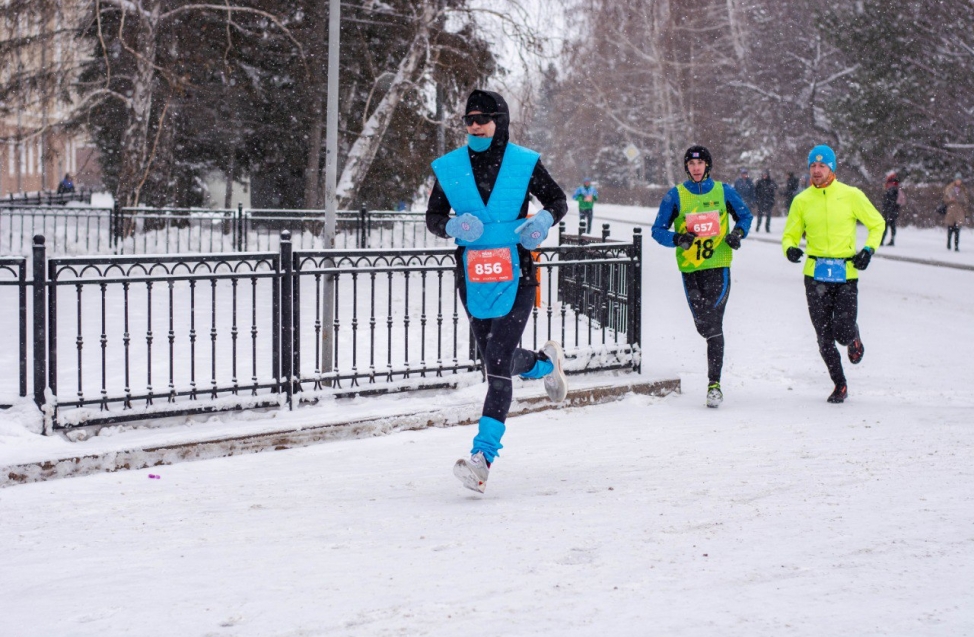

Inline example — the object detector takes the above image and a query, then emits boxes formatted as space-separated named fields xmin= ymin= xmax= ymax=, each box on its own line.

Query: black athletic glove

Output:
xmin=725 ymin=227 xmax=744 ymax=250
xmin=786 ymin=246 xmax=804 ymax=263
xmin=852 ymin=246 xmax=873 ymax=270
xmin=673 ymin=232 xmax=696 ymax=250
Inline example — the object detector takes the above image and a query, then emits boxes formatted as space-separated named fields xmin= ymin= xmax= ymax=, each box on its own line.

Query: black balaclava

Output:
xmin=683 ymin=145 xmax=712 ymax=181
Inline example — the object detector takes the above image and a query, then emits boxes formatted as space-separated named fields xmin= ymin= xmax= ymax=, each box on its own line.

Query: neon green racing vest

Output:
xmin=674 ymin=181 xmax=733 ymax=273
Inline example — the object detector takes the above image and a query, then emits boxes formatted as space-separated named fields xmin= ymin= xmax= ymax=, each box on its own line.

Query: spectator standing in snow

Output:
xmin=426 ymin=89 xmax=569 ymax=493
xmin=880 ymin=172 xmax=901 ymax=247
xmin=733 ymin=168 xmax=756 ymax=212
xmin=754 ymin=169 xmax=777 ymax=232
xmin=573 ymin=178 xmax=598 ymax=232
xmin=651 ymin=145 xmax=753 ymax=408
xmin=784 ymin=172 xmax=800 ymax=213
xmin=943 ymin=173 xmax=968 ymax=252
xmin=781 ymin=145 xmax=885 ymax=404
xmin=56 ymin=173 xmax=75 ymax=195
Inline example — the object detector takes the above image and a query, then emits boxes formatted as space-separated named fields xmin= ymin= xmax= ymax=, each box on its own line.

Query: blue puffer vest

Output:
xmin=431 ymin=143 xmax=539 ymax=318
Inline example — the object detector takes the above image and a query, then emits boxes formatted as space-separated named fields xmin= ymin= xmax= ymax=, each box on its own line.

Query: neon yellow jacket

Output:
xmin=782 ymin=179 xmax=885 ymax=280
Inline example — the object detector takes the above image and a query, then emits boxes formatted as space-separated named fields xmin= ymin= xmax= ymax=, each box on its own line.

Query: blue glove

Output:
xmin=445 ymin=213 xmax=484 ymax=242
xmin=514 ymin=210 xmax=554 ymax=250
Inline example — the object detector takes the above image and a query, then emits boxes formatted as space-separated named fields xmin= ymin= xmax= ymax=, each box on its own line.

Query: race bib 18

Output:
xmin=685 ymin=210 xmax=720 ymax=237
xmin=466 ymin=248 xmax=515 ymax=283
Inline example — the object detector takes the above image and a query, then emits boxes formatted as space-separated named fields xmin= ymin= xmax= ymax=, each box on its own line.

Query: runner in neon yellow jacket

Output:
xmin=782 ymin=176 xmax=885 ymax=280
xmin=782 ymin=144 xmax=885 ymax=404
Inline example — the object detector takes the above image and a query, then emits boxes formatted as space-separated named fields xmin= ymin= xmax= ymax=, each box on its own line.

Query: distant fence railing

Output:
xmin=4 ymin=224 xmax=642 ymax=430
xmin=0 ymin=204 xmax=450 ymax=257
xmin=0 ymin=188 xmax=93 ymax=207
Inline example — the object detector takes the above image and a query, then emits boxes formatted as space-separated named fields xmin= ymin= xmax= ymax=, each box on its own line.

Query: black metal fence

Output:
xmin=1 ymin=188 xmax=93 ymax=207
xmin=6 ymin=225 xmax=642 ymax=431
xmin=0 ymin=204 xmax=450 ymax=257
xmin=0 ymin=257 xmax=27 ymax=403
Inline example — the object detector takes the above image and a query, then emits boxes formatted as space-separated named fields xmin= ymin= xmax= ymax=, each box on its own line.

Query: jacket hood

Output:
xmin=465 ymin=89 xmax=510 ymax=150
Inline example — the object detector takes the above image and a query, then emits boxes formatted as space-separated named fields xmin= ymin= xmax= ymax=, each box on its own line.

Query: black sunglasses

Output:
xmin=462 ymin=113 xmax=499 ymax=126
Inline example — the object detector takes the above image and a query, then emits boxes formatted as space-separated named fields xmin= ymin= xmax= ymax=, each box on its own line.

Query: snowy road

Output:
xmin=1 ymin=204 xmax=973 ymax=636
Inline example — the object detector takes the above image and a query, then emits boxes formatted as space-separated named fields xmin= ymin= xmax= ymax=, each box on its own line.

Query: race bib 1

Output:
xmin=685 ymin=211 xmax=720 ymax=238
xmin=813 ymin=257 xmax=847 ymax=283
xmin=466 ymin=248 xmax=515 ymax=283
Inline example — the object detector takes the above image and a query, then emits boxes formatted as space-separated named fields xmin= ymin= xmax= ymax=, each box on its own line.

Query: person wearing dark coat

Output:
xmin=880 ymin=172 xmax=901 ymax=247
xmin=733 ymin=169 xmax=756 ymax=212
xmin=754 ymin=170 xmax=778 ymax=233
xmin=426 ymin=89 xmax=569 ymax=493
xmin=784 ymin=172 xmax=800 ymax=212
xmin=56 ymin=173 xmax=75 ymax=195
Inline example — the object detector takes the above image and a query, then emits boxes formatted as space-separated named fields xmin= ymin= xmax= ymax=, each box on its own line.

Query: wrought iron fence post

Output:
xmin=602 ymin=223 xmax=610 ymax=241
xmin=236 ymin=203 xmax=244 ymax=252
xmin=18 ymin=258 xmax=27 ymax=397
xmin=280 ymin=231 xmax=294 ymax=409
xmin=111 ymin=202 xmax=120 ymax=251
xmin=558 ymin=221 xmax=565 ymax=245
xmin=31 ymin=236 xmax=47 ymax=411
xmin=359 ymin=206 xmax=367 ymax=248
xmin=629 ymin=228 xmax=643 ymax=372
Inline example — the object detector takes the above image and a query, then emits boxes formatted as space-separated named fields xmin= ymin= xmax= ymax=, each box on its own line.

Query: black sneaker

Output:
xmin=848 ymin=333 xmax=864 ymax=365
xmin=827 ymin=384 xmax=848 ymax=404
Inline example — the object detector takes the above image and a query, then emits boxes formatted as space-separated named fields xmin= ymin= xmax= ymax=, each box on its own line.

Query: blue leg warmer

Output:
xmin=471 ymin=416 xmax=506 ymax=464
xmin=518 ymin=357 xmax=553 ymax=380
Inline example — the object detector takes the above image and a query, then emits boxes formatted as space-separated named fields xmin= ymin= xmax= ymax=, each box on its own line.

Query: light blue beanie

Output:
xmin=808 ymin=145 xmax=836 ymax=171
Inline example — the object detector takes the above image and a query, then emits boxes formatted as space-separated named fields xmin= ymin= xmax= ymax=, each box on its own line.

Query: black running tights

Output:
xmin=804 ymin=276 xmax=859 ymax=385
xmin=464 ymin=284 xmax=541 ymax=423
xmin=682 ymin=268 xmax=730 ymax=384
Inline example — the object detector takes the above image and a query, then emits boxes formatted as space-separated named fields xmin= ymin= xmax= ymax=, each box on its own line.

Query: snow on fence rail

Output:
xmin=0 ymin=205 xmax=451 ymax=257
xmin=1 ymin=226 xmax=642 ymax=431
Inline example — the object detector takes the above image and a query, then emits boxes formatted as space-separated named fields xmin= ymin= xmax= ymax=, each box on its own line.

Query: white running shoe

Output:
xmin=540 ymin=340 xmax=568 ymax=403
xmin=453 ymin=451 xmax=490 ymax=493
xmin=706 ymin=383 xmax=723 ymax=408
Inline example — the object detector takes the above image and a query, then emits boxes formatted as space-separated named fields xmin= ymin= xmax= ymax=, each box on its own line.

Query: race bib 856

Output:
xmin=466 ymin=248 xmax=514 ymax=283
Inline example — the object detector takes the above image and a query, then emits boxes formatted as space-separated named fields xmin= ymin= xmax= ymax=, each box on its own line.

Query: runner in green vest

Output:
xmin=651 ymin=146 xmax=753 ymax=407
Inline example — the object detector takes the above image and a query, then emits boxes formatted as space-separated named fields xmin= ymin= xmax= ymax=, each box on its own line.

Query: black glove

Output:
xmin=673 ymin=232 xmax=696 ymax=250
xmin=786 ymin=247 xmax=804 ymax=263
xmin=725 ymin=227 xmax=744 ymax=250
xmin=852 ymin=247 xmax=873 ymax=270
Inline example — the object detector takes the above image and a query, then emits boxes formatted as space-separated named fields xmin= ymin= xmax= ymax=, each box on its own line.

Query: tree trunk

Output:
xmin=335 ymin=3 xmax=433 ymax=207
xmin=115 ymin=0 xmax=161 ymax=208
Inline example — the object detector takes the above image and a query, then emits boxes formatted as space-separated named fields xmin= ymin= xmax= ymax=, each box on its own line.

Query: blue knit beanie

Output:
xmin=808 ymin=145 xmax=836 ymax=171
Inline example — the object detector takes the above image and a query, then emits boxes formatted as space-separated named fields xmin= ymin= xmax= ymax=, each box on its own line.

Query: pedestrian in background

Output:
xmin=573 ymin=178 xmax=598 ymax=233
xmin=943 ymin=173 xmax=968 ymax=252
xmin=754 ymin=169 xmax=777 ymax=233
xmin=733 ymin=168 xmax=756 ymax=212
xmin=784 ymin=172 xmax=800 ymax=212
xmin=57 ymin=173 xmax=75 ymax=194
xmin=880 ymin=172 xmax=901 ymax=247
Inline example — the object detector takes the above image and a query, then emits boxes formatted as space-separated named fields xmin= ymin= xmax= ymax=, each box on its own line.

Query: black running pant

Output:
xmin=756 ymin=204 xmax=773 ymax=232
xmin=682 ymin=267 xmax=730 ymax=384
xmin=804 ymin=276 xmax=858 ymax=386
xmin=463 ymin=284 xmax=541 ymax=423
xmin=948 ymin=225 xmax=960 ymax=250
xmin=881 ymin=216 xmax=897 ymax=245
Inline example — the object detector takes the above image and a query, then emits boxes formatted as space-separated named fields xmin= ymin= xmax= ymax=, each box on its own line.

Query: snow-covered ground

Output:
xmin=1 ymin=203 xmax=973 ymax=636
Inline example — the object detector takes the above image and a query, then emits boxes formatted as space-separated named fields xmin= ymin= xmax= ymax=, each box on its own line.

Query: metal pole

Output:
xmin=321 ymin=0 xmax=340 ymax=377
xmin=31 ymin=236 xmax=46 ymax=409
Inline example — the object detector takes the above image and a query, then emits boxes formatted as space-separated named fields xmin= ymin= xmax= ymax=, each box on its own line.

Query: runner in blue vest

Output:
xmin=426 ymin=90 xmax=569 ymax=493
xmin=651 ymin=146 xmax=753 ymax=408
